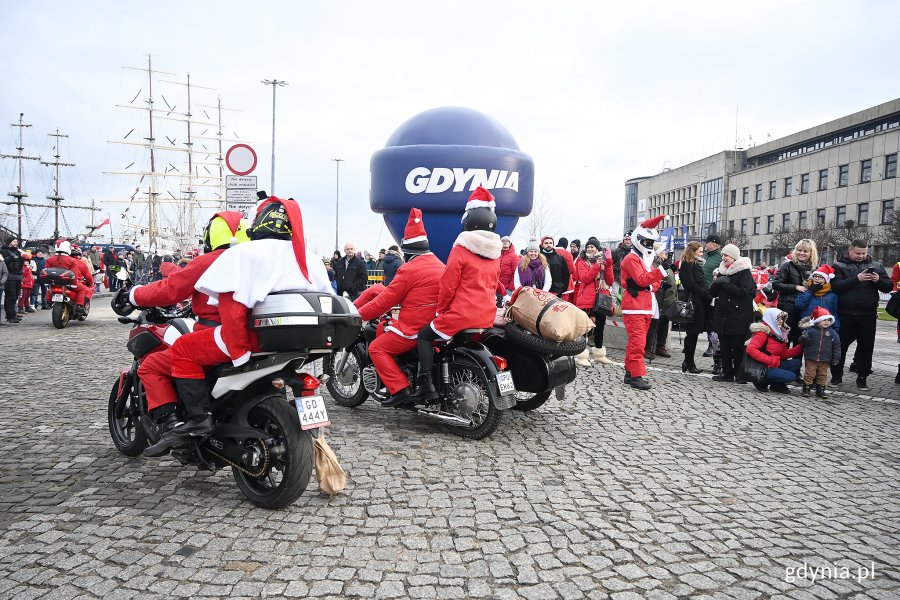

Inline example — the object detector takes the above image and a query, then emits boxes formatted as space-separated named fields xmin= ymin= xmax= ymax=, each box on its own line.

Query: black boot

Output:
xmin=144 ymin=379 xmax=212 ymax=457
xmin=414 ymin=371 xmax=438 ymax=402
xmin=815 ymin=384 xmax=827 ymax=398
xmin=381 ymin=386 xmax=415 ymax=408
xmin=769 ymin=383 xmax=791 ymax=394
xmin=624 ymin=370 xmax=633 ymax=384
xmin=712 ymin=357 xmax=723 ymax=375
xmin=629 ymin=376 xmax=651 ymax=390
xmin=681 ymin=361 xmax=701 ymax=374
xmin=712 ymin=373 xmax=734 ymax=382
xmin=801 ymin=384 xmax=811 ymax=397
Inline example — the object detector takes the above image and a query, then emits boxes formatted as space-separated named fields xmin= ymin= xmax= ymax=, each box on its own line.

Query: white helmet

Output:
xmin=55 ymin=240 xmax=72 ymax=255
xmin=631 ymin=215 xmax=665 ymax=268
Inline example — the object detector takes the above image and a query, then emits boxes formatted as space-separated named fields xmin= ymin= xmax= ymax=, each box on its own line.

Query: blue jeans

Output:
xmin=766 ymin=358 xmax=802 ymax=384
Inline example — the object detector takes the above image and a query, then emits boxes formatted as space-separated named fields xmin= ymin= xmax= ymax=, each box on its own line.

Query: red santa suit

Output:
xmin=46 ymin=252 xmax=94 ymax=306
xmin=358 ymin=211 xmax=445 ymax=394
xmin=131 ymin=249 xmax=225 ymax=411
xmin=430 ymin=230 xmax=502 ymax=339
xmin=171 ymin=199 xmax=332 ymax=380
xmin=620 ymin=216 xmax=667 ymax=379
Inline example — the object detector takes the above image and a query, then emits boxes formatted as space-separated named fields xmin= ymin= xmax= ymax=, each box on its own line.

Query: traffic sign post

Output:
xmin=225 ymin=149 xmax=258 ymax=216
xmin=225 ymin=144 xmax=258 ymax=176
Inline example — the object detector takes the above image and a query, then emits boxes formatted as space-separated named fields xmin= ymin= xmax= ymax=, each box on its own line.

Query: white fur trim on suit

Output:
xmin=430 ymin=321 xmax=451 ymax=340
xmin=129 ymin=285 xmax=141 ymax=306
xmin=385 ymin=325 xmax=417 ymax=339
xmin=453 ymin=230 xmax=502 ymax=260
xmin=214 ymin=325 xmax=251 ymax=366
xmin=465 ymin=200 xmax=496 ymax=210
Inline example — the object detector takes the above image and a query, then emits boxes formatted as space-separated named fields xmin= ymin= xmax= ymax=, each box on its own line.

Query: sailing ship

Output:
xmin=104 ymin=55 xmax=244 ymax=256
xmin=0 ymin=113 xmax=101 ymax=246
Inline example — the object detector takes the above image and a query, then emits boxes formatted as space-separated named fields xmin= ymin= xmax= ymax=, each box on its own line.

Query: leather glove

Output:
xmin=661 ymin=258 xmax=673 ymax=270
xmin=716 ymin=275 xmax=731 ymax=285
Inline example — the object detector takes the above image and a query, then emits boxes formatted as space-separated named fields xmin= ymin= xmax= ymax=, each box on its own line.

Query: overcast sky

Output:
xmin=2 ymin=1 xmax=898 ymax=255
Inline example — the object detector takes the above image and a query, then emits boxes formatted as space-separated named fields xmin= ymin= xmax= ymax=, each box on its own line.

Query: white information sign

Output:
xmin=226 ymin=175 xmax=257 ymax=189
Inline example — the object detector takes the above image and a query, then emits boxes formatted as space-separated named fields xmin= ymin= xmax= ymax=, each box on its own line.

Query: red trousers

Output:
xmin=368 ymin=331 xmax=417 ymax=394
xmin=169 ymin=328 xmax=230 ymax=380
xmin=623 ymin=314 xmax=651 ymax=377
xmin=138 ymin=349 xmax=178 ymax=411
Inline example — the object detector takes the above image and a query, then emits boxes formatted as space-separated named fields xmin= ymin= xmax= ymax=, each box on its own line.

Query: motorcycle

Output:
xmin=108 ymin=288 xmax=358 ymax=509
xmin=38 ymin=267 xmax=91 ymax=329
xmin=323 ymin=314 xmax=519 ymax=440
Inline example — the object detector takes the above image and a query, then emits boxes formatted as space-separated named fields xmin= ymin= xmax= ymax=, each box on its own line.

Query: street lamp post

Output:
xmin=332 ymin=158 xmax=343 ymax=252
xmin=261 ymin=79 xmax=287 ymax=195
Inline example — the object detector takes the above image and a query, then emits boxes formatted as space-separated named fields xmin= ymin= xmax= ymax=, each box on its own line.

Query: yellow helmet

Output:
xmin=203 ymin=211 xmax=251 ymax=252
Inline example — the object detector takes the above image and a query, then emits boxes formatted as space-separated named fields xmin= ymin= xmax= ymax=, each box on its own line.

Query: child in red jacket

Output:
xmin=18 ymin=252 xmax=35 ymax=313
xmin=746 ymin=308 xmax=804 ymax=394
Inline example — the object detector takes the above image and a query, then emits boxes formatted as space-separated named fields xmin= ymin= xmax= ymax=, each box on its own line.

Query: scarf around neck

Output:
xmin=519 ymin=258 xmax=545 ymax=288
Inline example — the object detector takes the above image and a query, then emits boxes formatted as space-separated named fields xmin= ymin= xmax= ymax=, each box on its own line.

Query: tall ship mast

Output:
xmin=105 ymin=55 xmax=243 ymax=254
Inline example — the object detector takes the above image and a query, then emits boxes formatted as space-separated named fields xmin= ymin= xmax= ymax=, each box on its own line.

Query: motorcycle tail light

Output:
xmin=52 ymin=287 xmax=63 ymax=293
xmin=491 ymin=356 xmax=508 ymax=371
xmin=299 ymin=373 xmax=320 ymax=397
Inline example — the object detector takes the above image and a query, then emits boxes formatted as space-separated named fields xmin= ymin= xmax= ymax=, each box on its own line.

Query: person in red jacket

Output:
xmin=497 ymin=236 xmax=518 ymax=296
xmin=356 ymin=208 xmax=445 ymax=407
xmin=46 ymin=240 xmax=94 ymax=316
xmin=117 ymin=212 xmax=248 ymax=433
xmin=619 ymin=215 xmax=668 ymax=390
xmin=143 ymin=196 xmax=332 ymax=457
xmin=746 ymin=308 xmax=804 ymax=394
xmin=572 ymin=237 xmax=614 ymax=367
xmin=18 ymin=251 xmax=34 ymax=313
xmin=415 ymin=186 xmax=502 ymax=400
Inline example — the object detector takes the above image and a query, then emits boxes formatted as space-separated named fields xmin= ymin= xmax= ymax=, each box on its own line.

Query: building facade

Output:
xmin=625 ymin=98 xmax=899 ymax=264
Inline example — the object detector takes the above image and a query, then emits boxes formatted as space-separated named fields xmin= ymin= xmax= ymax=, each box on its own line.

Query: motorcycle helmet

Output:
xmin=249 ymin=200 xmax=292 ymax=240
xmin=202 ymin=211 xmax=251 ymax=252
xmin=111 ymin=286 xmax=136 ymax=316
xmin=71 ymin=245 xmax=83 ymax=257
xmin=630 ymin=215 xmax=665 ymax=267
xmin=461 ymin=187 xmax=498 ymax=232
xmin=55 ymin=240 xmax=72 ymax=255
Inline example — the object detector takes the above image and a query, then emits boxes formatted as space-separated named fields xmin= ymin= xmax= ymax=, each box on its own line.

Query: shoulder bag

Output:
xmin=666 ymin=281 xmax=694 ymax=324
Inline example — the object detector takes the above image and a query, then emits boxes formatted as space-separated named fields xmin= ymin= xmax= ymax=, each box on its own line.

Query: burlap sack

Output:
xmin=314 ymin=433 xmax=346 ymax=495
xmin=505 ymin=286 xmax=592 ymax=341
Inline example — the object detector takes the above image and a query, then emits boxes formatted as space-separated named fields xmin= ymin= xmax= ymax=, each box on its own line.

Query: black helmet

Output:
xmin=111 ymin=287 xmax=136 ymax=316
xmin=250 ymin=201 xmax=291 ymax=240
xmin=461 ymin=206 xmax=497 ymax=232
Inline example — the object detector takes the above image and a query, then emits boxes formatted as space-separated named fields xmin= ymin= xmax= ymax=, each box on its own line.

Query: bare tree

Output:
xmin=521 ymin=193 xmax=559 ymax=242
xmin=834 ymin=219 xmax=879 ymax=248
xmin=766 ymin=225 xmax=796 ymax=262
xmin=718 ymin=225 xmax=748 ymax=249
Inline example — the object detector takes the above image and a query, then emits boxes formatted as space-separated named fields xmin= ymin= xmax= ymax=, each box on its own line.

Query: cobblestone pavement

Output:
xmin=1 ymin=304 xmax=898 ymax=599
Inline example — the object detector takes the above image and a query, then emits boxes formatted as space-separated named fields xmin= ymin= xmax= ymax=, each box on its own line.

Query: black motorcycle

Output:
xmin=323 ymin=316 xmax=518 ymax=440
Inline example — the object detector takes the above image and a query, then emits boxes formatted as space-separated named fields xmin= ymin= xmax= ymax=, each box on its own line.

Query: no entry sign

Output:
xmin=225 ymin=144 xmax=258 ymax=176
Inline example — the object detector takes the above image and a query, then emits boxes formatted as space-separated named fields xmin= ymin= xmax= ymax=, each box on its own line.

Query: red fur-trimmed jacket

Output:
xmin=619 ymin=251 xmax=665 ymax=315
xmin=130 ymin=249 xmax=224 ymax=325
xmin=358 ymin=253 xmax=445 ymax=338
xmin=573 ymin=256 xmax=614 ymax=311
xmin=46 ymin=253 xmax=95 ymax=288
xmin=432 ymin=230 xmax=502 ymax=338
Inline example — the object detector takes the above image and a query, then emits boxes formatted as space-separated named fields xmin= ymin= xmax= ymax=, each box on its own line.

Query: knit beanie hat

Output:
xmin=526 ymin=238 xmax=540 ymax=252
xmin=570 ymin=239 xmax=581 ymax=249
xmin=721 ymin=243 xmax=741 ymax=260
xmin=557 ymin=237 xmax=568 ymax=249
xmin=584 ymin=237 xmax=601 ymax=252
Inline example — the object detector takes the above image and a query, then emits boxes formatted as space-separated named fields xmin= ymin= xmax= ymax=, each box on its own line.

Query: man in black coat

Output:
xmin=1 ymin=237 xmax=24 ymax=323
xmin=539 ymin=235 xmax=570 ymax=298
xmin=829 ymin=240 xmax=893 ymax=390
xmin=333 ymin=242 xmax=368 ymax=301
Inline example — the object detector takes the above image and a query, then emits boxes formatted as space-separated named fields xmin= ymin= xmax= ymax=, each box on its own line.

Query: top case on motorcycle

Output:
xmin=39 ymin=267 xmax=76 ymax=285
xmin=251 ymin=291 xmax=362 ymax=352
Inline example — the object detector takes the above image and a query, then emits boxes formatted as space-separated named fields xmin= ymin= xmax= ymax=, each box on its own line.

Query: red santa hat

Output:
xmin=811 ymin=264 xmax=835 ymax=281
xmin=400 ymin=208 xmax=430 ymax=255
xmin=540 ymin=235 xmax=554 ymax=247
xmin=810 ymin=306 xmax=835 ymax=325
xmin=254 ymin=196 xmax=309 ymax=281
xmin=640 ymin=215 xmax=666 ymax=229
xmin=464 ymin=186 xmax=496 ymax=212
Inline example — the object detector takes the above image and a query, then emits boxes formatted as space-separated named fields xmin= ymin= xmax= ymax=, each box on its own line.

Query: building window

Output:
xmin=782 ymin=213 xmax=790 ymax=228
xmin=839 ymin=164 xmax=849 ymax=186
xmin=769 ymin=180 xmax=776 ymax=200
xmin=699 ymin=178 xmax=723 ymax=239
xmin=742 ymin=187 xmax=749 ymax=204
xmin=886 ymin=154 xmax=897 ymax=179
xmin=755 ymin=184 xmax=762 ymax=202
xmin=836 ymin=206 xmax=846 ymax=225
xmin=858 ymin=203 xmax=869 ymax=225
xmin=753 ymin=217 xmax=760 ymax=234
xmin=730 ymin=189 xmax=736 ymax=206
xmin=799 ymin=210 xmax=808 ymax=228
xmin=860 ymin=159 xmax=872 ymax=183
xmin=784 ymin=176 xmax=793 ymax=196
xmin=817 ymin=208 xmax=826 ymax=224
xmin=800 ymin=173 xmax=809 ymax=194
xmin=729 ymin=220 xmax=735 ymax=231
xmin=766 ymin=215 xmax=774 ymax=233
xmin=883 ymin=199 xmax=895 ymax=223
xmin=740 ymin=218 xmax=747 ymax=234
xmin=818 ymin=169 xmax=828 ymax=190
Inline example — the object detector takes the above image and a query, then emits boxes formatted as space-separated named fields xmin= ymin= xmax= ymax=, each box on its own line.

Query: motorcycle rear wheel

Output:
xmin=51 ymin=303 xmax=69 ymax=329
xmin=108 ymin=377 xmax=149 ymax=456
xmin=446 ymin=357 xmax=502 ymax=440
xmin=323 ymin=349 xmax=368 ymax=408
xmin=512 ymin=390 xmax=553 ymax=411
xmin=232 ymin=395 xmax=313 ymax=509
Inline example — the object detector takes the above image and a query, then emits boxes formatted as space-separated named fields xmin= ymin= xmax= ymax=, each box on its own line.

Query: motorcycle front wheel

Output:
xmin=445 ymin=357 xmax=502 ymax=440
xmin=51 ymin=303 xmax=69 ymax=329
xmin=323 ymin=349 xmax=369 ymax=408
xmin=232 ymin=395 xmax=313 ymax=509
xmin=108 ymin=377 xmax=149 ymax=456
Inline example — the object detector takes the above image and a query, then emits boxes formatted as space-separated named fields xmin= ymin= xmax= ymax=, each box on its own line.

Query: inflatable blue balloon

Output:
xmin=370 ymin=107 xmax=534 ymax=262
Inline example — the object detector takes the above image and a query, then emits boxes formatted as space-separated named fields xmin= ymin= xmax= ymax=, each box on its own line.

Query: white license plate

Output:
xmin=52 ymin=294 xmax=64 ymax=302
xmin=294 ymin=394 xmax=331 ymax=430
xmin=497 ymin=371 xmax=515 ymax=395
